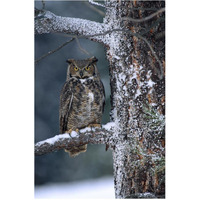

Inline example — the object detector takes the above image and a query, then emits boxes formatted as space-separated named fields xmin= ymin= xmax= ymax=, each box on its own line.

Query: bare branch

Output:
xmin=139 ymin=17 xmax=165 ymax=36
xmin=85 ymin=1 xmax=105 ymax=16
xmin=61 ymin=28 xmax=124 ymax=40
xmin=123 ymin=7 xmax=165 ymax=23
xmin=35 ymin=9 xmax=163 ymax=79
xmin=35 ymin=9 xmax=107 ymax=43
xmin=35 ymin=122 xmax=116 ymax=156
xmin=134 ymin=33 xmax=164 ymax=79
xmin=35 ymin=38 xmax=75 ymax=64
xmin=75 ymin=36 xmax=91 ymax=56
xmin=42 ymin=0 xmax=45 ymax=10
xmin=88 ymin=0 xmax=106 ymax=8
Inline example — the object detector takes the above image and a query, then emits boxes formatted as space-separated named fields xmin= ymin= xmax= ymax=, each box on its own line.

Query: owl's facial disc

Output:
xmin=68 ymin=59 xmax=97 ymax=79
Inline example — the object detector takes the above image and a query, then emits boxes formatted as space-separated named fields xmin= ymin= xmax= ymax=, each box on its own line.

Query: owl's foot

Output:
xmin=88 ymin=124 xmax=101 ymax=128
xmin=88 ymin=124 xmax=101 ymax=132
xmin=64 ymin=129 xmax=72 ymax=134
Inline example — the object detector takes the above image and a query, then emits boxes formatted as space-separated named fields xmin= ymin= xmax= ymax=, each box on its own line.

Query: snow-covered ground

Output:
xmin=35 ymin=176 xmax=115 ymax=199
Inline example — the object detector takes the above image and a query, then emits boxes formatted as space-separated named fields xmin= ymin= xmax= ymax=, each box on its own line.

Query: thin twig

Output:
xmin=55 ymin=29 xmax=125 ymax=43
xmin=123 ymin=7 xmax=165 ymax=23
xmin=58 ymin=30 xmax=163 ymax=79
xmin=41 ymin=0 xmax=45 ymax=9
xmin=35 ymin=9 xmax=163 ymax=79
xmin=75 ymin=36 xmax=91 ymax=56
xmin=88 ymin=0 xmax=106 ymax=8
xmin=139 ymin=17 xmax=165 ymax=36
xmin=84 ymin=30 xmax=164 ymax=79
xmin=128 ymin=7 xmax=163 ymax=11
xmin=85 ymin=1 xmax=105 ymax=16
xmin=135 ymin=33 xmax=164 ymax=79
xmin=35 ymin=38 xmax=75 ymax=64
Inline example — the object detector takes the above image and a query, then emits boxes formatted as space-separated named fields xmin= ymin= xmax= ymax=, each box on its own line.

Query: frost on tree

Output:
xmin=35 ymin=0 xmax=165 ymax=198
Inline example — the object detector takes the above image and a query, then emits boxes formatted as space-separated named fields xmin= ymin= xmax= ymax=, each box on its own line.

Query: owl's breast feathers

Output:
xmin=59 ymin=76 xmax=105 ymax=133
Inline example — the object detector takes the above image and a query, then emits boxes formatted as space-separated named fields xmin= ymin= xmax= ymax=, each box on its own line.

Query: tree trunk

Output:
xmin=104 ymin=1 xmax=165 ymax=198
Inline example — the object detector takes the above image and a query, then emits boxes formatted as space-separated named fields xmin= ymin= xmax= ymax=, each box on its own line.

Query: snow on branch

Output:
xmin=35 ymin=9 xmax=107 ymax=43
xmin=35 ymin=122 xmax=116 ymax=156
xmin=88 ymin=0 xmax=106 ymax=8
xmin=85 ymin=1 xmax=105 ymax=16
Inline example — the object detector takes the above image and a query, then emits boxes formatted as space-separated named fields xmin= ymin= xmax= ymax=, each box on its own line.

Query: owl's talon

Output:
xmin=88 ymin=124 xmax=101 ymax=128
xmin=75 ymin=128 xmax=79 ymax=133
xmin=76 ymin=129 xmax=81 ymax=136
xmin=64 ymin=129 xmax=74 ymax=138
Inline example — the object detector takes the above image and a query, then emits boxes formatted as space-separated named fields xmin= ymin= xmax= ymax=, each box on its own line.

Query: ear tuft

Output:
xmin=66 ymin=59 xmax=73 ymax=64
xmin=90 ymin=56 xmax=98 ymax=63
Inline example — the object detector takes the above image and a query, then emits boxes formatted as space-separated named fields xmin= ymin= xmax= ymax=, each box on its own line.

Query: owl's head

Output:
xmin=66 ymin=56 xmax=99 ymax=80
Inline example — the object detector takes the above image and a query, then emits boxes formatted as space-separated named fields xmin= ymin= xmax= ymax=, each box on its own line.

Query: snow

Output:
xmin=35 ymin=133 xmax=71 ymax=146
xmin=79 ymin=127 xmax=92 ymax=133
xmin=118 ymin=73 xmax=126 ymax=83
xmin=135 ymin=89 xmax=141 ymax=98
xmin=36 ymin=121 xmax=115 ymax=147
xmin=70 ymin=131 xmax=78 ymax=137
xmin=147 ymin=79 xmax=155 ymax=87
xmin=36 ymin=10 xmax=108 ymax=44
xmin=88 ymin=0 xmax=105 ymax=8
xmin=35 ymin=176 xmax=115 ymax=199
xmin=102 ymin=122 xmax=116 ymax=130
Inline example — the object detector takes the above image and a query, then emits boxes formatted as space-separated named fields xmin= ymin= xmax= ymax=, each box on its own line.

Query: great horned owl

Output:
xmin=59 ymin=56 xmax=105 ymax=157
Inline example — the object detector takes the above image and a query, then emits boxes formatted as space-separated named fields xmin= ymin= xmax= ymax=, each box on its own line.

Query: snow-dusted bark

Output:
xmin=103 ymin=0 xmax=165 ymax=198
xmin=35 ymin=0 xmax=165 ymax=198
xmin=35 ymin=122 xmax=115 ymax=156
xmin=35 ymin=9 xmax=109 ymax=44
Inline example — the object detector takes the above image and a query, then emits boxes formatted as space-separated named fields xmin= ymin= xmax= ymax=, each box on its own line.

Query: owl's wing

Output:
xmin=59 ymin=81 xmax=73 ymax=133
xmin=99 ymin=79 xmax=106 ymax=112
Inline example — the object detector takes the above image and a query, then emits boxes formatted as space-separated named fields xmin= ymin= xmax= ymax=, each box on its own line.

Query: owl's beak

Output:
xmin=80 ymin=70 xmax=83 ymax=78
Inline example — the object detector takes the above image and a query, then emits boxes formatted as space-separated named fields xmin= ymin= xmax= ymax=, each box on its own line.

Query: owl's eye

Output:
xmin=85 ymin=65 xmax=91 ymax=71
xmin=74 ymin=67 xmax=79 ymax=71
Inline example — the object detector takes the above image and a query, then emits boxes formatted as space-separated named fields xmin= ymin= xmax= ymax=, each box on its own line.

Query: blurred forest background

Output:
xmin=35 ymin=1 xmax=113 ymax=185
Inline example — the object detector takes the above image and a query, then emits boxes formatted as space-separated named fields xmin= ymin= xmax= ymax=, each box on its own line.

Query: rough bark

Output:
xmin=35 ymin=0 xmax=165 ymax=198
xmin=35 ymin=123 xmax=115 ymax=156
xmin=35 ymin=9 xmax=109 ymax=44
xmin=104 ymin=1 xmax=165 ymax=198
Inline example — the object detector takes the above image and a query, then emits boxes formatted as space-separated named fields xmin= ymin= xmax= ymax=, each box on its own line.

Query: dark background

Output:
xmin=35 ymin=1 xmax=113 ymax=185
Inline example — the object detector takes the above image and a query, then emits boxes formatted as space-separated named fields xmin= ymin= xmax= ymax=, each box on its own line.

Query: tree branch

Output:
xmin=134 ymin=33 xmax=164 ymax=79
xmin=35 ymin=38 xmax=75 ymax=64
xmin=42 ymin=0 xmax=45 ymax=10
xmin=74 ymin=36 xmax=91 ymax=56
xmin=35 ymin=9 xmax=163 ymax=79
xmin=88 ymin=0 xmax=106 ymax=8
xmin=35 ymin=9 xmax=107 ymax=44
xmin=35 ymin=122 xmax=116 ymax=156
xmin=123 ymin=8 xmax=165 ymax=23
xmin=85 ymin=1 xmax=105 ymax=16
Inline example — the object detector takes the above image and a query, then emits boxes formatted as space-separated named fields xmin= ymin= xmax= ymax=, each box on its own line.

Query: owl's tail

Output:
xmin=64 ymin=144 xmax=87 ymax=157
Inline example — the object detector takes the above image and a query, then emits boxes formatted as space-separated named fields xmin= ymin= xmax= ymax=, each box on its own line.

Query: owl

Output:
xmin=59 ymin=56 xmax=105 ymax=157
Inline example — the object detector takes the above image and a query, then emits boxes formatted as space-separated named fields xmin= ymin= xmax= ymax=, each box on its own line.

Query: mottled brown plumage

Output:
xmin=59 ymin=57 xmax=105 ymax=157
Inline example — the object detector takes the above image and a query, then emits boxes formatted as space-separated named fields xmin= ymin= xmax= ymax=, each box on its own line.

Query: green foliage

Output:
xmin=142 ymin=103 xmax=165 ymax=134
